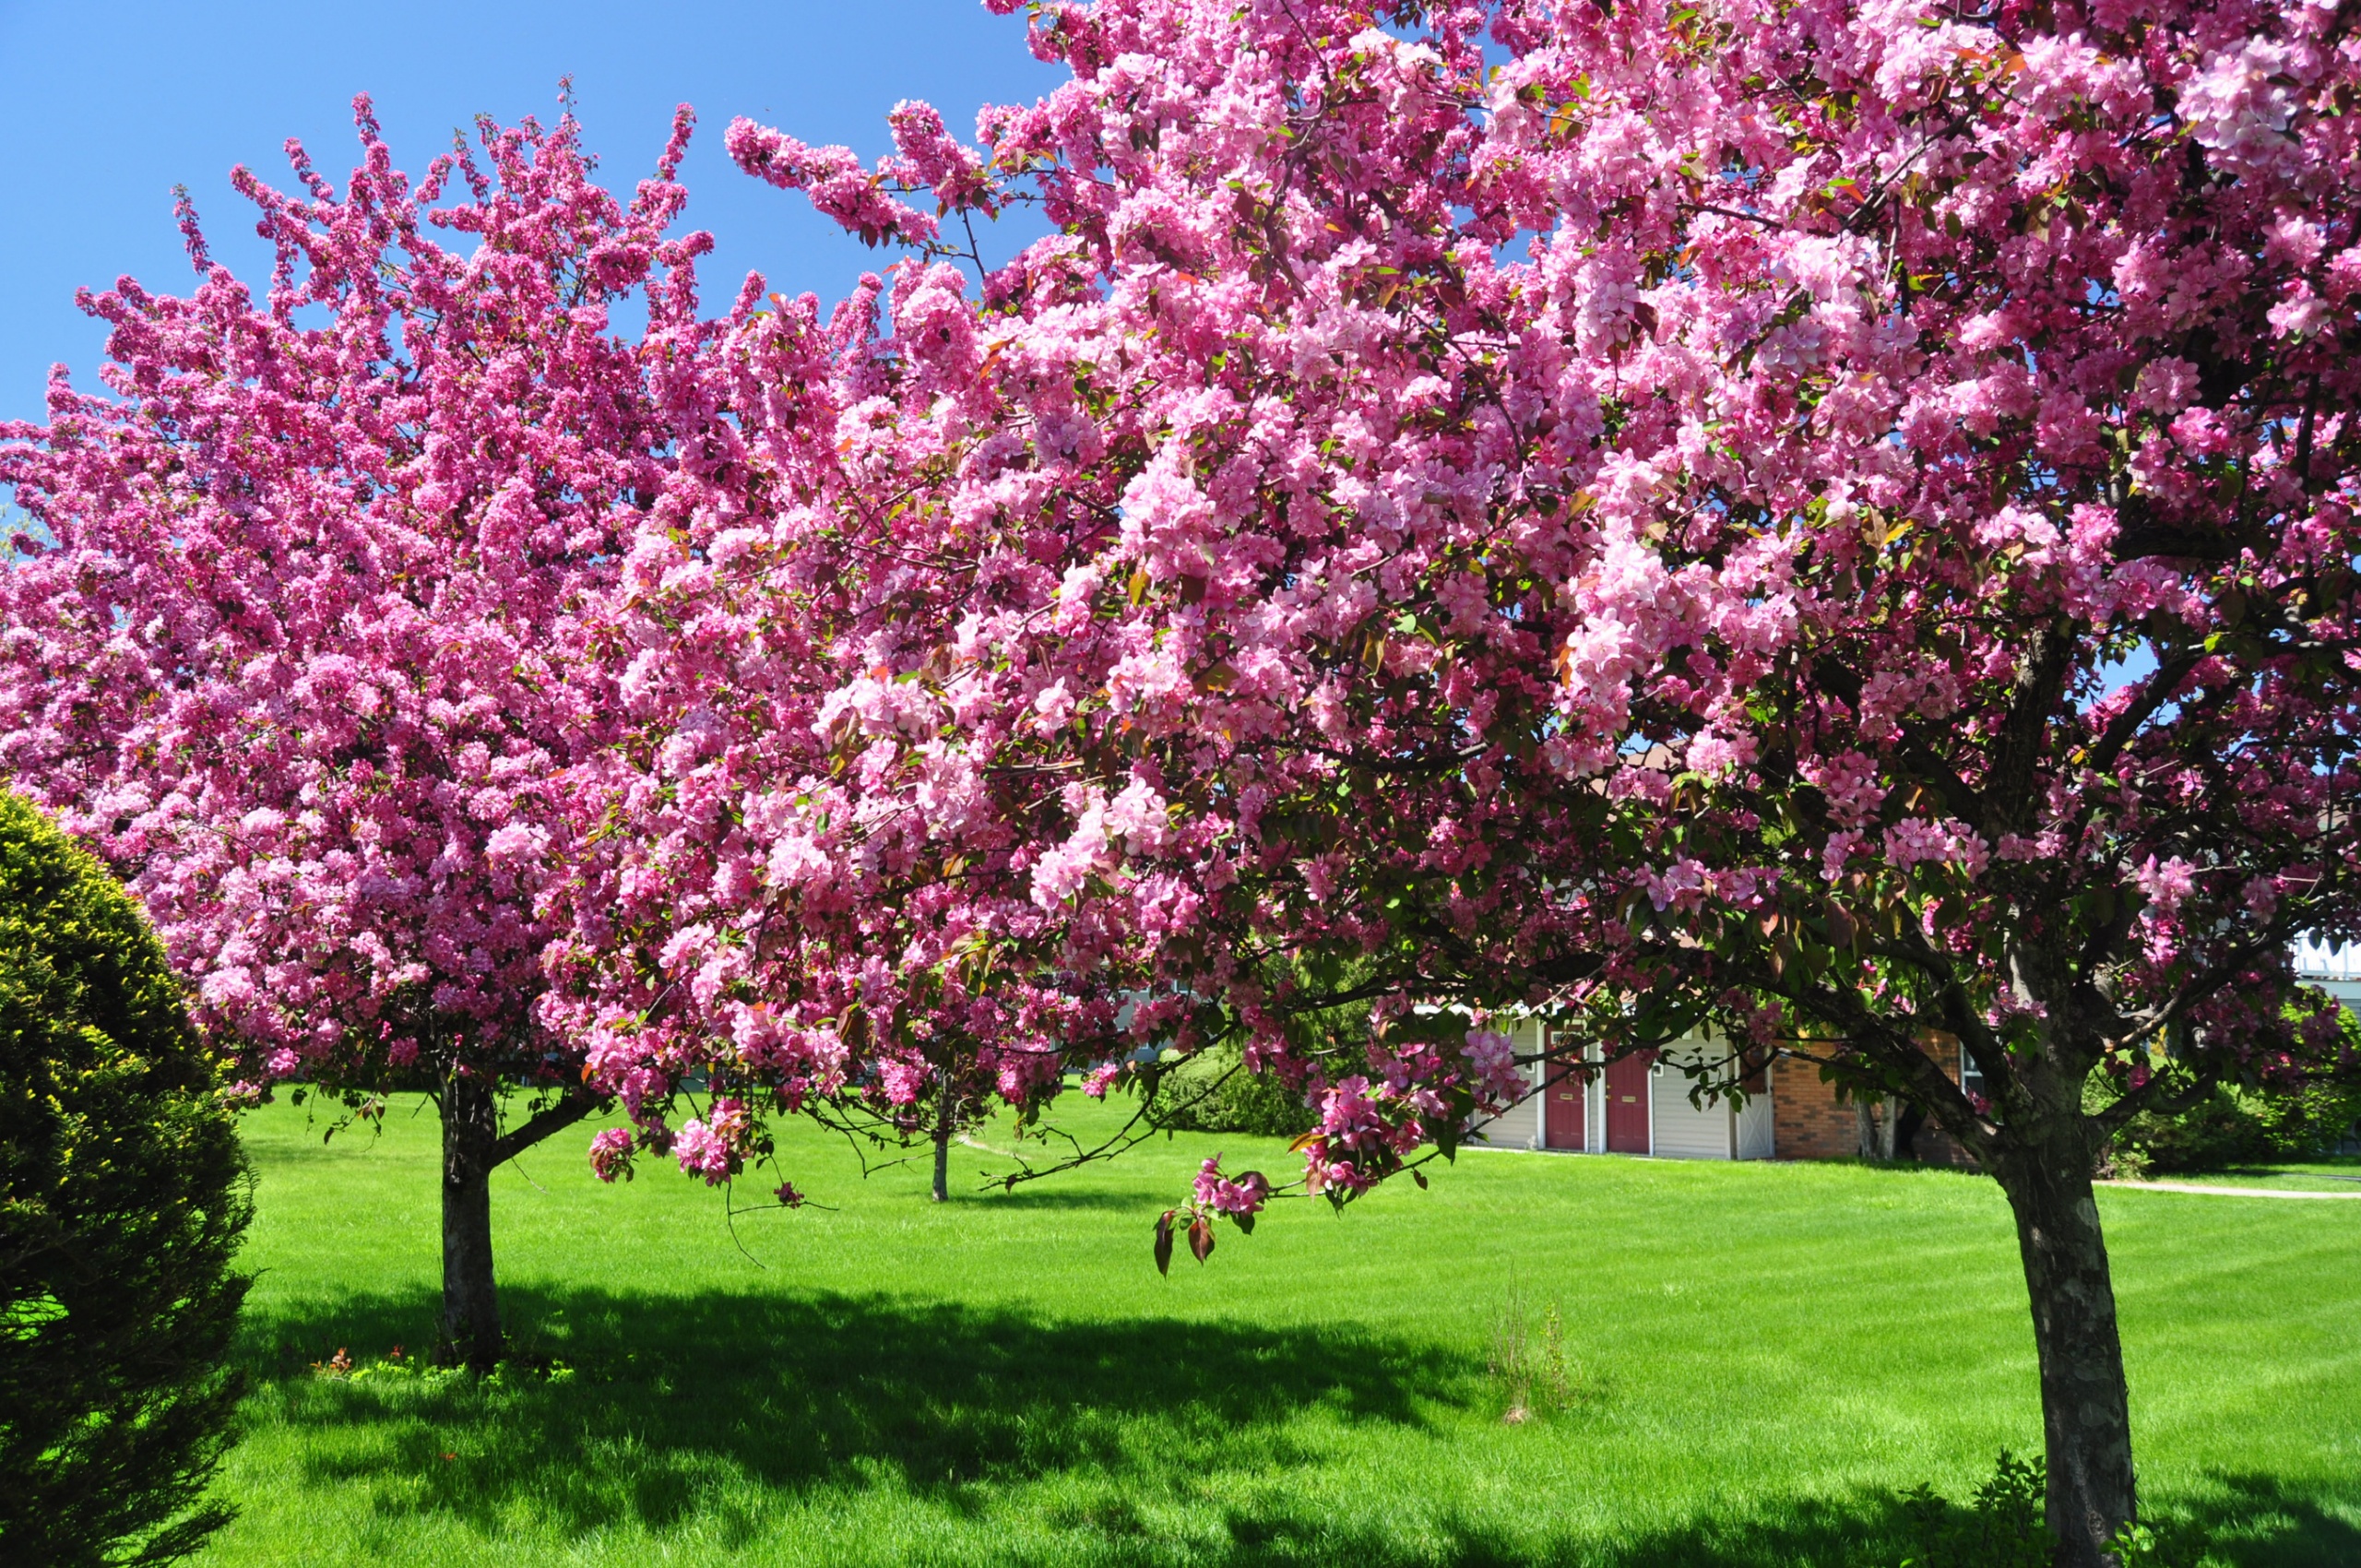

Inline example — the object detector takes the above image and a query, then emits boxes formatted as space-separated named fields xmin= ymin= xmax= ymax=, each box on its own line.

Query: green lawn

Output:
xmin=195 ymin=1097 xmax=2360 ymax=1567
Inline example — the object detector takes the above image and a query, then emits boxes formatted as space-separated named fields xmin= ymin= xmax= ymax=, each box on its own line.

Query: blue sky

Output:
xmin=0 ymin=0 xmax=1062 ymax=427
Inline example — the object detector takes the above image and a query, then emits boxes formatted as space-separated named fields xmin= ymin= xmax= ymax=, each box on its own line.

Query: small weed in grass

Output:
xmin=1487 ymin=1284 xmax=1594 ymax=1423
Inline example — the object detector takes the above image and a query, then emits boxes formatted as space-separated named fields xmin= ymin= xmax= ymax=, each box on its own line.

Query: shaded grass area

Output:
xmin=198 ymin=1099 xmax=2361 ymax=1566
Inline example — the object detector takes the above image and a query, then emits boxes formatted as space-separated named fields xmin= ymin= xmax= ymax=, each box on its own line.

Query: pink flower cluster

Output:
xmin=6 ymin=0 xmax=2355 ymax=1242
xmin=1191 ymin=1158 xmax=1268 ymax=1218
xmin=587 ymin=1128 xmax=635 ymax=1183
xmin=0 ymin=98 xmax=703 ymax=1148
xmin=672 ymin=1097 xmax=752 ymax=1184
xmin=550 ymin=0 xmax=2361 ymax=1216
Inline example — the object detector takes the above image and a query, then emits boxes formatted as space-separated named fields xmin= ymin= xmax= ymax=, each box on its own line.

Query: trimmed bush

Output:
xmin=2095 ymin=1004 xmax=2361 ymax=1177
xmin=2110 ymin=1079 xmax=2361 ymax=1176
xmin=0 ymin=790 xmax=252 ymax=1565
xmin=1147 ymin=1046 xmax=1319 ymax=1137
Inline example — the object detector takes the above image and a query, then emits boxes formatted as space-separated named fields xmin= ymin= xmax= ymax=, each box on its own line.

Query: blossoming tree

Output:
xmin=0 ymin=100 xmax=753 ymax=1369
xmin=661 ymin=0 xmax=2359 ymax=1559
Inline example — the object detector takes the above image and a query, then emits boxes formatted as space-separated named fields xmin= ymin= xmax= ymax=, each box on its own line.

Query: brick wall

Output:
xmin=1771 ymin=1056 xmax=1860 ymax=1158
xmin=1772 ymin=1043 xmax=1983 ymax=1167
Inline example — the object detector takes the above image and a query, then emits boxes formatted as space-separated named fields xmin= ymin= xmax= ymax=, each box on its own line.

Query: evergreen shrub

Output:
xmin=0 ymin=791 xmax=252 ymax=1565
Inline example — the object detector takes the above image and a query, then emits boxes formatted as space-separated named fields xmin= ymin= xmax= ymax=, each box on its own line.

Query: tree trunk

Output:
xmin=1894 ymin=1100 xmax=1926 ymax=1161
xmin=931 ymin=1092 xmax=954 ymax=1204
xmin=1991 ymin=1114 xmax=2137 ymax=1566
xmin=438 ymin=1070 xmax=502 ymax=1372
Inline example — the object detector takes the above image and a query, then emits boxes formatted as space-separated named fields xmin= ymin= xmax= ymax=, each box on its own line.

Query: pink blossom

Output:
xmin=587 ymin=1127 xmax=635 ymax=1183
xmin=2243 ymin=877 xmax=2281 ymax=921
xmin=0 ymin=101 xmax=710 ymax=1263
xmin=2135 ymin=856 xmax=2200 ymax=918
xmin=1192 ymin=1158 xmax=1269 ymax=1217
xmin=725 ymin=119 xmax=937 ymax=246
xmin=672 ymin=1118 xmax=733 ymax=1183
xmin=1461 ymin=1028 xmax=1526 ymax=1107
xmin=2181 ymin=40 xmax=2296 ymax=163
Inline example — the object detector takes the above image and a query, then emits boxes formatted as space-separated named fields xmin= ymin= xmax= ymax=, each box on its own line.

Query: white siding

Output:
xmin=1468 ymin=1016 xmax=1546 ymax=1148
xmin=1650 ymin=1069 xmax=1733 ymax=1158
xmin=1648 ymin=1032 xmax=1743 ymax=1160
xmin=1517 ymin=1016 xmax=1547 ymax=1148
xmin=1465 ymin=1022 xmax=1774 ymax=1160
xmin=1587 ymin=1039 xmax=1605 ymax=1153
xmin=2296 ymin=939 xmax=2361 ymax=1009
xmin=1735 ymin=1086 xmax=1774 ymax=1160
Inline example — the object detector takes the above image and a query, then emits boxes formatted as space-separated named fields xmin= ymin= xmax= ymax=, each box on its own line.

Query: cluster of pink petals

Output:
xmin=587 ymin=1127 xmax=636 ymax=1183
xmin=671 ymin=1097 xmax=750 ymax=1184
xmin=0 ymin=98 xmax=711 ymax=1126
xmin=6 ymin=0 xmax=2357 ymax=1226
xmin=1191 ymin=1158 xmax=1268 ymax=1218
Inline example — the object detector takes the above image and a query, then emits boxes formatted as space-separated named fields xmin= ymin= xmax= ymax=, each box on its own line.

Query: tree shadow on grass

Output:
xmin=233 ymin=1292 xmax=2359 ymax=1566
xmin=241 ymin=1285 xmax=1476 ymax=1542
xmin=2165 ymin=1471 xmax=2361 ymax=1568
xmin=1215 ymin=1473 xmax=2360 ymax=1568
xmin=1215 ymin=1493 xmax=1924 ymax=1568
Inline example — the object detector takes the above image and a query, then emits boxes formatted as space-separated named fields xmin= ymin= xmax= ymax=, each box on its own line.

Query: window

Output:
xmin=1959 ymin=1045 xmax=1986 ymax=1101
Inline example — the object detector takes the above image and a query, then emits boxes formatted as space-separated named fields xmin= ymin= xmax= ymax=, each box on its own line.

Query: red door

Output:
xmin=1542 ymin=1063 xmax=1586 ymax=1150
xmin=1604 ymin=1051 xmax=1654 ymax=1153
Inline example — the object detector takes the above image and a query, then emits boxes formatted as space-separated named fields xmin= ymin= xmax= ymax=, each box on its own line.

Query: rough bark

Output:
xmin=1853 ymin=1096 xmax=1897 ymax=1160
xmin=438 ymin=1070 xmax=503 ymax=1372
xmin=931 ymin=1092 xmax=955 ymax=1204
xmin=1989 ymin=1105 xmax=2137 ymax=1567
xmin=433 ymin=1078 xmax=602 ymax=1372
xmin=1831 ymin=1002 xmax=2137 ymax=1565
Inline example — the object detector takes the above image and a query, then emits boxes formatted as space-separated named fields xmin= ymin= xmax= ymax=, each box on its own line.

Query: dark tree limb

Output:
xmin=2089 ymin=1062 xmax=2227 ymax=1139
xmin=1982 ymin=618 xmax=2079 ymax=838
xmin=490 ymin=1086 xmax=608 ymax=1168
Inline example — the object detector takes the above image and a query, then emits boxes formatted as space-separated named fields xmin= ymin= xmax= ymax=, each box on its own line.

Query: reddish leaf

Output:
xmin=1153 ymin=1210 xmax=1175 ymax=1277
xmin=1412 ymin=1168 xmax=1429 ymax=1190
xmin=1188 ymin=1215 xmax=1215 ymax=1264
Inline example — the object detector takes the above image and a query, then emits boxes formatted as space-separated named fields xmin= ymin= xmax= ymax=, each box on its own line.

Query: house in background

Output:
xmin=1476 ymin=939 xmax=2360 ymax=1162
xmin=1470 ymin=1016 xmax=1977 ymax=1163
xmin=2297 ymin=938 xmax=2360 ymax=1011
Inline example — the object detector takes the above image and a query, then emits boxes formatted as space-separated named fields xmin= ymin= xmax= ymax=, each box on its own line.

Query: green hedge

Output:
xmin=2111 ymin=1078 xmax=2361 ymax=1176
xmin=1145 ymin=1046 xmax=1320 ymax=1138
xmin=0 ymin=790 xmax=252 ymax=1566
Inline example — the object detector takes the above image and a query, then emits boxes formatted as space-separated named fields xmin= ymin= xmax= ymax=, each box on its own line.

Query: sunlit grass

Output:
xmin=196 ymin=1097 xmax=2361 ymax=1566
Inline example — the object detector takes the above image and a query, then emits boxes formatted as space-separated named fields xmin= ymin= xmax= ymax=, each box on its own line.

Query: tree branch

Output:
xmin=1982 ymin=618 xmax=2077 ymax=838
xmin=491 ymin=1087 xmax=609 ymax=1167
xmin=2089 ymin=1059 xmax=2225 ymax=1138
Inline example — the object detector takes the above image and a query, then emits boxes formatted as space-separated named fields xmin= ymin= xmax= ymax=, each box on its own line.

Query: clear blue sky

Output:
xmin=0 ymin=1 xmax=1062 ymax=426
